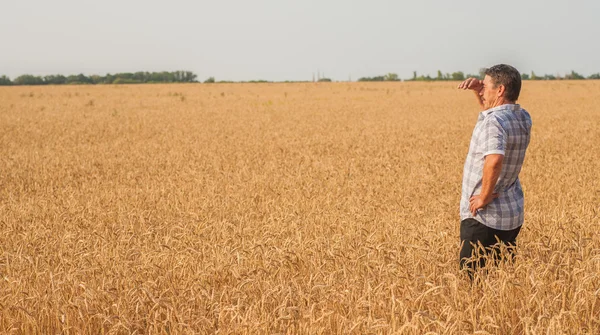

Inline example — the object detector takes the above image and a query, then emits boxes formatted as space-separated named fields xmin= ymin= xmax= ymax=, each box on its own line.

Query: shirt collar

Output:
xmin=481 ymin=104 xmax=521 ymax=117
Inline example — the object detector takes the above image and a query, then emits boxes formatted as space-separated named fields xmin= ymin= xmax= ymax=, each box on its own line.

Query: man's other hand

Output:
xmin=469 ymin=193 xmax=499 ymax=215
xmin=458 ymin=78 xmax=483 ymax=91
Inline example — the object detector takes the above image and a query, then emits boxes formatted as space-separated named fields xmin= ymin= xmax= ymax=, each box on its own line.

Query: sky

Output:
xmin=1 ymin=0 xmax=598 ymax=81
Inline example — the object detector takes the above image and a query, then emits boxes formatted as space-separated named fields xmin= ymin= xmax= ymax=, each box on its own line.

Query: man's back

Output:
xmin=460 ymin=104 xmax=532 ymax=230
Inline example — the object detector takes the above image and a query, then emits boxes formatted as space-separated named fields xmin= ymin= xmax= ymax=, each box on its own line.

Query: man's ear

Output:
xmin=497 ymin=84 xmax=506 ymax=98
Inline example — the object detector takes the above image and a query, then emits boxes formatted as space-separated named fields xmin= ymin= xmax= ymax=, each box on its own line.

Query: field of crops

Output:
xmin=1 ymin=81 xmax=599 ymax=333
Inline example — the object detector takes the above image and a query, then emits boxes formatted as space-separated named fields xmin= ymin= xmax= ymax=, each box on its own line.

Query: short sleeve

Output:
xmin=482 ymin=116 xmax=507 ymax=157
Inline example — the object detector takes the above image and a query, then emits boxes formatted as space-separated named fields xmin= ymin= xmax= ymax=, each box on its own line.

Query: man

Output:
xmin=457 ymin=64 xmax=532 ymax=276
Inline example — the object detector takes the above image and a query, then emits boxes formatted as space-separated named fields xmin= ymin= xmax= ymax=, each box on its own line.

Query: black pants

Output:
xmin=459 ymin=218 xmax=521 ymax=276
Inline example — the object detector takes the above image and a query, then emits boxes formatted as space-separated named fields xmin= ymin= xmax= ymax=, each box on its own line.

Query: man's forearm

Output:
xmin=480 ymin=154 xmax=503 ymax=201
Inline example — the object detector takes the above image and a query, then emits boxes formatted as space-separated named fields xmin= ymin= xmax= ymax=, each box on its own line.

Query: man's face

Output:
xmin=479 ymin=75 xmax=501 ymax=109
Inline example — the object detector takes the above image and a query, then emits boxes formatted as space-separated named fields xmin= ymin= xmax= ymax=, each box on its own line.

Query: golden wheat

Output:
xmin=0 ymin=81 xmax=599 ymax=334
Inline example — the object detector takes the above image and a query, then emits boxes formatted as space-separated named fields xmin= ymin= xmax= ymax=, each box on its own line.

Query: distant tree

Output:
xmin=317 ymin=78 xmax=332 ymax=82
xmin=521 ymin=73 xmax=530 ymax=80
xmin=0 ymin=75 xmax=12 ymax=85
xmin=13 ymin=74 xmax=44 ymax=85
xmin=44 ymin=75 xmax=67 ymax=85
xmin=111 ymin=78 xmax=132 ymax=84
xmin=65 ymin=74 xmax=93 ymax=84
xmin=204 ymin=77 xmax=215 ymax=83
xmin=89 ymin=75 xmax=103 ymax=84
xmin=384 ymin=73 xmax=400 ymax=81
xmin=114 ymin=72 xmax=134 ymax=82
xmin=132 ymin=71 xmax=148 ymax=83
xmin=413 ymin=71 xmax=417 ymax=80
xmin=588 ymin=73 xmax=600 ymax=79
xmin=104 ymin=73 xmax=115 ymax=84
xmin=565 ymin=70 xmax=585 ymax=80
xmin=149 ymin=72 xmax=171 ymax=83
xmin=543 ymin=74 xmax=556 ymax=80
xmin=437 ymin=70 xmax=443 ymax=81
xmin=408 ymin=73 xmax=434 ymax=81
xmin=66 ymin=75 xmax=78 ymax=84
xmin=358 ymin=76 xmax=385 ymax=82
xmin=3 ymin=71 xmax=199 ymax=85
xmin=530 ymin=71 xmax=538 ymax=80
xmin=174 ymin=70 xmax=197 ymax=83
xmin=451 ymin=71 xmax=465 ymax=81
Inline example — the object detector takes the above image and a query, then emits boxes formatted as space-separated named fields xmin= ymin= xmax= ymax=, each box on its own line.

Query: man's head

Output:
xmin=480 ymin=64 xmax=521 ymax=109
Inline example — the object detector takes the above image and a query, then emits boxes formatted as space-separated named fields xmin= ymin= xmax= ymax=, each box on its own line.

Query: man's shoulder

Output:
xmin=489 ymin=105 xmax=531 ymax=123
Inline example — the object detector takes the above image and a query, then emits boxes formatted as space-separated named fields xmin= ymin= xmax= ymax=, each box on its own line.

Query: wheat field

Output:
xmin=0 ymin=81 xmax=599 ymax=334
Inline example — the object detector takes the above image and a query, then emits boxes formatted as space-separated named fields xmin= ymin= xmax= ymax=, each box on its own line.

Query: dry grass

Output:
xmin=0 ymin=81 xmax=599 ymax=334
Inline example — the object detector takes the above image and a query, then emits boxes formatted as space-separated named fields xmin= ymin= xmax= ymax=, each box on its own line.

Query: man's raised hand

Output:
xmin=457 ymin=78 xmax=483 ymax=91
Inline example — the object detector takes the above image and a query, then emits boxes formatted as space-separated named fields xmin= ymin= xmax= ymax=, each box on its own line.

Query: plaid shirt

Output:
xmin=460 ymin=104 xmax=532 ymax=230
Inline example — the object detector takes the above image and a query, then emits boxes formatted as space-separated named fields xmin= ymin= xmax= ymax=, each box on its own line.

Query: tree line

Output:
xmin=0 ymin=71 xmax=197 ymax=86
xmin=358 ymin=71 xmax=477 ymax=82
xmin=1 ymin=70 xmax=599 ymax=86
xmin=359 ymin=69 xmax=600 ymax=82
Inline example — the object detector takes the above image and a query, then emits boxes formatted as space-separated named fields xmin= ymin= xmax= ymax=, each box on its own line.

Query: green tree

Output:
xmin=104 ymin=73 xmax=115 ymax=84
xmin=2 ymin=71 xmax=199 ymax=85
xmin=132 ymin=72 xmax=148 ymax=83
xmin=89 ymin=75 xmax=103 ymax=84
xmin=13 ymin=74 xmax=44 ymax=85
xmin=173 ymin=71 xmax=197 ymax=83
xmin=531 ymin=71 xmax=538 ymax=80
xmin=567 ymin=70 xmax=585 ymax=80
xmin=65 ymin=74 xmax=93 ymax=84
xmin=0 ymin=75 xmax=12 ymax=85
xmin=521 ymin=73 xmax=530 ymax=80
xmin=358 ymin=76 xmax=385 ymax=82
xmin=384 ymin=73 xmax=399 ymax=81
xmin=44 ymin=75 xmax=67 ymax=85
xmin=451 ymin=71 xmax=465 ymax=81
xmin=204 ymin=77 xmax=215 ymax=83
xmin=588 ymin=73 xmax=600 ymax=79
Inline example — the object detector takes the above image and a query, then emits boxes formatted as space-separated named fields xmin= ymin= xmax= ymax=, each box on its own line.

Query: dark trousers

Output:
xmin=459 ymin=218 xmax=521 ymax=276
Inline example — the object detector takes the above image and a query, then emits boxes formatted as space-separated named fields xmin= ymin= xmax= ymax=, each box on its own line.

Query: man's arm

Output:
xmin=458 ymin=78 xmax=484 ymax=109
xmin=469 ymin=154 xmax=503 ymax=215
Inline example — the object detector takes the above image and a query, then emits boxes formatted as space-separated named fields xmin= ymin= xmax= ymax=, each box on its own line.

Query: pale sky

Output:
xmin=1 ymin=0 xmax=598 ymax=81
